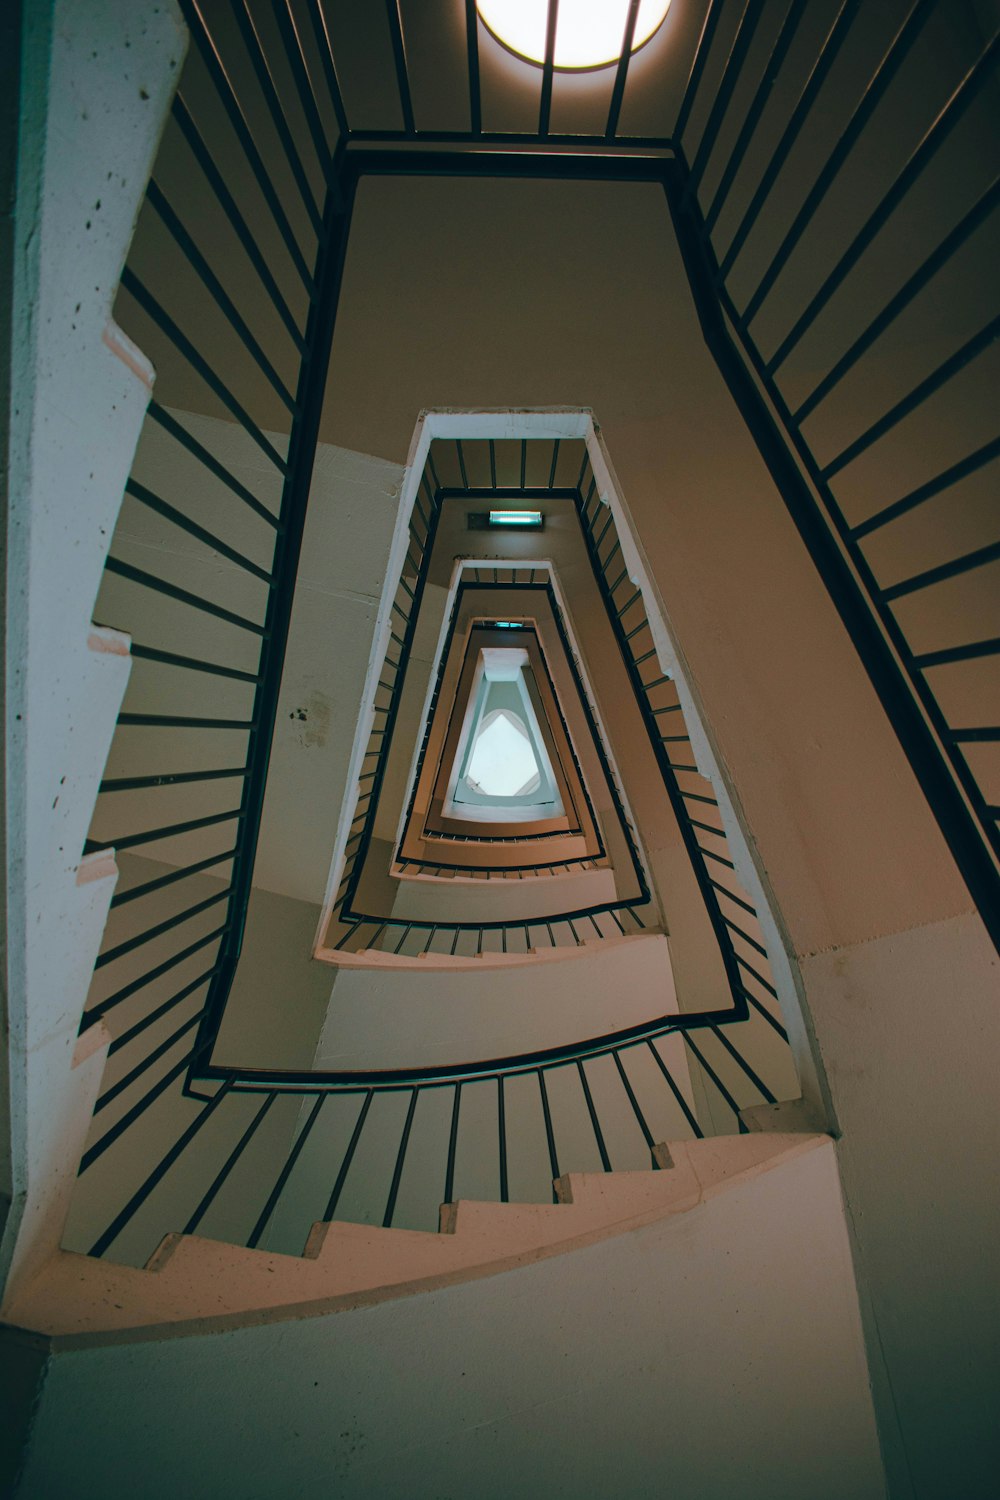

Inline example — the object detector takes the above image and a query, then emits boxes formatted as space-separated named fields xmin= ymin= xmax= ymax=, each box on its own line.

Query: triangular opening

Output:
xmin=444 ymin=644 xmax=565 ymax=821
xmin=464 ymin=708 xmax=540 ymax=798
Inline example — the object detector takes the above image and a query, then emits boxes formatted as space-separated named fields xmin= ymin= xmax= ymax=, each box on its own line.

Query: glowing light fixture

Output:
xmin=477 ymin=0 xmax=671 ymax=71
xmin=488 ymin=509 xmax=543 ymax=527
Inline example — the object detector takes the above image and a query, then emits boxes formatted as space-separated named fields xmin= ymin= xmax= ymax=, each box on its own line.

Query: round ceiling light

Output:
xmin=477 ymin=0 xmax=672 ymax=71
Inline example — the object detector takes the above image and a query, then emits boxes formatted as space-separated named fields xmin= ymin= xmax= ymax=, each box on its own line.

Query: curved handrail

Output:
xmin=69 ymin=0 xmax=998 ymax=1272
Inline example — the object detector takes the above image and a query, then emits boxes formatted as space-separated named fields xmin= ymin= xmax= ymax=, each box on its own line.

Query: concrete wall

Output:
xmin=1 ymin=0 xmax=183 ymax=1304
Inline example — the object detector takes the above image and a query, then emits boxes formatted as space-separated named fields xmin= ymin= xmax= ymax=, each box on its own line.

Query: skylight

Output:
xmin=465 ymin=709 xmax=541 ymax=798
xmin=477 ymin=0 xmax=672 ymax=71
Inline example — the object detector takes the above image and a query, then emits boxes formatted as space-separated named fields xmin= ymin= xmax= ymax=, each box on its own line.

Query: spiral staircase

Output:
xmin=2 ymin=2 xmax=998 ymax=1496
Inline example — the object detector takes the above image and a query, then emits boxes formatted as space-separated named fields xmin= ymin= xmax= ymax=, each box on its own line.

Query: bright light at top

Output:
xmin=466 ymin=711 xmax=541 ymax=798
xmin=489 ymin=509 xmax=543 ymax=527
xmin=477 ymin=0 xmax=672 ymax=71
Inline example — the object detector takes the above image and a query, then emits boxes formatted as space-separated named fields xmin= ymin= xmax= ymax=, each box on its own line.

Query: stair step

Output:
xmin=325 ymin=927 xmax=665 ymax=970
xmin=4 ymin=1134 xmax=827 ymax=1345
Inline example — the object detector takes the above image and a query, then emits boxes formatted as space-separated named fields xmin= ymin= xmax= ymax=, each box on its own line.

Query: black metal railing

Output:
xmin=571 ymin=447 xmax=789 ymax=1043
xmin=395 ymin=569 xmax=609 ymax=864
xmin=79 ymin=2 xmax=746 ymax=1068
xmin=82 ymin=0 xmax=354 ymax=1058
xmin=319 ymin=0 xmax=1000 ymax=944
xmin=73 ymin=999 xmax=794 ymax=1264
xmin=324 ymin=440 xmax=661 ymax=961
xmin=73 ymin=423 xmax=797 ymax=1268
xmin=396 ymin=855 xmax=604 ymax=878
xmin=670 ymin=0 xmax=999 ymax=948
xmin=335 ymin=430 xmax=784 ymax=1040
xmin=69 ymin=0 xmax=997 ymax=1267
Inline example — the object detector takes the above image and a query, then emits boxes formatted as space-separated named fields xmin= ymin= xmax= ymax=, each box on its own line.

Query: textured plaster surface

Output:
xmin=2 ymin=0 xmax=184 ymax=1303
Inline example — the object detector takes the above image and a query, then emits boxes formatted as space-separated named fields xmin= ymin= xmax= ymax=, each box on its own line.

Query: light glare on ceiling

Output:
xmin=477 ymin=0 xmax=672 ymax=71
